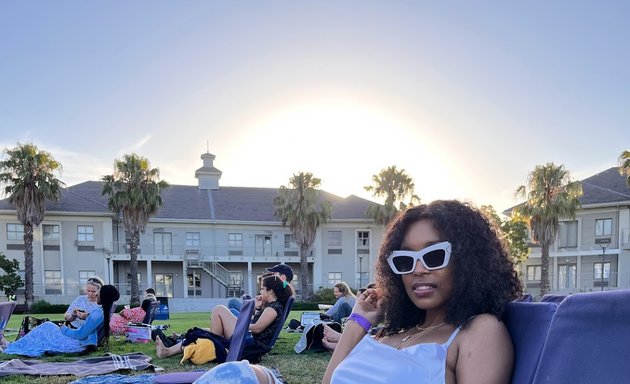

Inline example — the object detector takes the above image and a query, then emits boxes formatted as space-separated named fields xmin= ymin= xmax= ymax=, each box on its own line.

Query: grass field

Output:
xmin=1 ymin=311 xmax=331 ymax=383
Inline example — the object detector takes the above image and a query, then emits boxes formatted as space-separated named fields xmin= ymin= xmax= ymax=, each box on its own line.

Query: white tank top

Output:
xmin=331 ymin=326 xmax=462 ymax=384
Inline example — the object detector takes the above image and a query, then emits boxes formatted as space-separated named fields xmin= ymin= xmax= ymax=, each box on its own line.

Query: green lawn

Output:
xmin=1 ymin=311 xmax=331 ymax=383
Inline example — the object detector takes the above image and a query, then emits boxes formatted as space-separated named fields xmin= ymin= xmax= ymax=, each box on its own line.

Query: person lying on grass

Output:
xmin=155 ymin=274 xmax=293 ymax=358
xmin=1 ymin=285 xmax=120 ymax=357
xmin=322 ymin=200 xmax=522 ymax=384
xmin=109 ymin=304 xmax=147 ymax=336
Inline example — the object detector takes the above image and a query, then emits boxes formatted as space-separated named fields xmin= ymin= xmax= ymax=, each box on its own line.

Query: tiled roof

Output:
xmin=579 ymin=167 xmax=630 ymax=205
xmin=504 ymin=167 xmax=630 ymax=214
xmin=0 ymin=181 xmax=377 ymax=222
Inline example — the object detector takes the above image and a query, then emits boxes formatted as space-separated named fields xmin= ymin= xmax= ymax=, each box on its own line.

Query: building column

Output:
xmin=146 ymin=259 xmax=152 ymax=291
xmin=182 ymin=262 xmax=188 ymax=298
xmin=576 ymin=255 xmax=582 ymax=291
xmin=247 ymin=261 xmax=253 ymax=296
xmin=552 ymin=256 xmax=558 ymax=292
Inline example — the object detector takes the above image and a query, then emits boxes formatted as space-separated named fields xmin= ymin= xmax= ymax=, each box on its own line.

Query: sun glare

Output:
xmin=223 ymin=99 xmax=464 ymax=203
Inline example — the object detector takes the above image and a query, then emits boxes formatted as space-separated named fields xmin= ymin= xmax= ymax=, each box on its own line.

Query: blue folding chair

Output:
xmin=154 ymin=298 xmax=293 ymax=384
xmin=503 ymin=301 xmax=558 ymax=384
xmin=226 ymin=299 xmax=255 ymax=362
xmin=266 ymin=296 xmax=294 ymax=351
xmin=0 ymin=302 xmax=17 ymax=339
xmin=242 ymin=296 xmax=295 ymax=363
xmin=531 ymin=289 xmax=630 ymax=384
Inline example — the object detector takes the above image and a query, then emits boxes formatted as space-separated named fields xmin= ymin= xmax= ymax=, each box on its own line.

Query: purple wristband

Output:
xmin=348 ymin=313 xmax=372 ymax=333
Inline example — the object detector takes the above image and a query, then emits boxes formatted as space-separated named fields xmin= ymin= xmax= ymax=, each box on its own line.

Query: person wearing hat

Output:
xmin=266 ymin=264 xmax=294 ymax=284
xmin=228 ymin=266 xmax=292 ymax=317
xmin=141 ymin=288 xmax=158 ymax=314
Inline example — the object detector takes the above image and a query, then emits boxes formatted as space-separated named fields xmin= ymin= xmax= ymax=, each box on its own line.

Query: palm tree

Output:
xmin=101 ymin=154 xmax=168 ymax=306
xmin=0 ymin=143 xmax=64 ymax=310
xmin=364 ymin=165 xmax=420 ymax=224
xmin=619 ymin=150 xmax=630 ymax=186
xmin=515 ymin=163 xmax=582 ymax=296
xmin=274 ymin=172 xmax=331 ymax=301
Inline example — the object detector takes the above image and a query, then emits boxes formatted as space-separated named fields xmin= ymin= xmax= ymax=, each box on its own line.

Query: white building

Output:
xmin=512 ymin=167 xmax=630 ymax=297
xmin=0 ymin=152 xmax=384 ymax=311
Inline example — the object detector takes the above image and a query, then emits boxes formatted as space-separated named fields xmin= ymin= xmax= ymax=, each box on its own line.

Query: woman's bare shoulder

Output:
xmin=458 ymin=314 xmax=510 ymax=343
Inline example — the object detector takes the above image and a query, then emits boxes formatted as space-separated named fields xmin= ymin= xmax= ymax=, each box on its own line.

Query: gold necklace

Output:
xmin=396 ymin=322 xmax=446 ymax=349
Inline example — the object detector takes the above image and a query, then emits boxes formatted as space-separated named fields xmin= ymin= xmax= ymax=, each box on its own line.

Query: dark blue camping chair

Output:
xmin=226 ymin=299 xmax=255 ymax=362
xmin=531 ymin=289 xmax=630 ymax=384
xmin=503 ymin=301 xmax=558 ymax=384
xmin=539 ymin=293 xmax=567 ymax=304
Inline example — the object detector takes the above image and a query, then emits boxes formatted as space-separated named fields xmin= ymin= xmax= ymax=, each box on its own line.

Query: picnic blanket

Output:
xmin=70 ymin=373 xmax=157 ymax=383
xmin=0 ymin=352 xmax=158 ymax=377
xmin=4 ymin=320 xmax=96 ymax=357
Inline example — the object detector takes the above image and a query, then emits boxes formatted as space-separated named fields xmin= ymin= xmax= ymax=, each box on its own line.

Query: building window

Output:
xmin=595 ymin=219 xmax=612 ymax=237
xmin=45 ymin=270 xmax=62 ymax=295
xmin=526 ymin=265 xmax=541 ymax=281
xmin=284 ymin=234 xmax=297 ymax=248
xmin=255 ymin=235 xmax=272 ymax=257
xmin=229 ymin=271 xmax=243 ymax=286
xmin=43 ymin=224 xmax=60 ymax=240
xmin=185 ymin=232 xmax=200 ymax=249
xmin=7 ymin=224 xmax=24 ymax=241
xmin=357 ymin=231 xmax=369 ymax=247
xmin=594 ymin=262 xmax=611 ymax=280
xmin=557 ymin=221 xmax=577 ymax=248
xmin=154 ymin=273 xmax=173 ymax=298
xmin=154 ymin=232 xmax=173 ymax=255
xmin=557 ymin=264 xmax=577 ymax=289
xmin=228 ymin=233 xmax=243 ymax=248
xmin=356 ymin=272 xmax=369 ymax=289
xmin=188 ymin=272 xmax=201 ymax=288
xmin=328 ymin=231 xmax=342 ymax=247
xmin=328 ymin=272 xmax=342 ymax=286
xmin=187 ymin=272 xmax=201 ymax=296
xmin=77 ymin=226 xmax=94 ymax=242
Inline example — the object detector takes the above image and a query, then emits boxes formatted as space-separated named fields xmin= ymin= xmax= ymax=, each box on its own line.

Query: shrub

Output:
xmin=30 ymin=300 xmax=68 ymax=314
xmin=309 ymin=287 xmax=335 ymax=304
xmin=291 ymin=302 xmax=320 ymax=310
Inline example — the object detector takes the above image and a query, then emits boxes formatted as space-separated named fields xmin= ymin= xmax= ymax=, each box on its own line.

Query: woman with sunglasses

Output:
xmin=323 ymin=200 xmax=522 ymax=384
xmin=155 ymin=275 xmax=293 ymax=359
xmin=63 ymin=276 xmax=104 ymax=328
xmin=2 ymin=285 xmax=120 ymax=356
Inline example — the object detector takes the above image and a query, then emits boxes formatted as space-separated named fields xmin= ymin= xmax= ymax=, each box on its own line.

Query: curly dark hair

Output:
xmin=262 ymin=275 xmax=294 ymax=307
xmin=375 ymin=200 xmax=522 ymax=334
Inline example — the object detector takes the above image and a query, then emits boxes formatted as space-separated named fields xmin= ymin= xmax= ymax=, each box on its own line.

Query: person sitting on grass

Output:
xmin=228 ymin=265 xmax=293 ymax=317
xmin=322 ymin=200 xmax=522 ymax=384
xmin=321 ymin=282 xmax=377 ymax=352
xmin=2 ymin=285 xmax=120 ymax=357
xmin=321 ymin=282 xmax=356 ymax=323
xmin=155 ymin=274 xmax=293 ymax=358
xmin=63 ymin=276 xmax=104 ymax=329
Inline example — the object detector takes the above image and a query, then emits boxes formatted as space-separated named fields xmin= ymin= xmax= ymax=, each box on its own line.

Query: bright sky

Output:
xmin=1 ymin=1 xmax=628 ymax=212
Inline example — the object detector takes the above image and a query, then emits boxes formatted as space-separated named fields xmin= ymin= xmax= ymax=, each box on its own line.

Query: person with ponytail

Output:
xmin=2 ymin=285 xmax=120 ymax=357
xmin=155 ymin=275 xmax=293 ymax=359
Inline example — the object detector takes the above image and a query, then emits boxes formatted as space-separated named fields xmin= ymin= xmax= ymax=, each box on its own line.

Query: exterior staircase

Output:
xmin=186 ymin=251 xmax=231 ymax=288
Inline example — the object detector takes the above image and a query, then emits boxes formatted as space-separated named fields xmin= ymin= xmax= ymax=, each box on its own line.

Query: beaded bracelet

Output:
xmin=348 ymin=313 xmax=372 ymax=333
